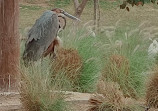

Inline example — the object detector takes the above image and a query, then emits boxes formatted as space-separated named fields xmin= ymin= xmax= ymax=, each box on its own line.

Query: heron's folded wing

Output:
xmin=26 ymin=10 xmax=59 ymax=47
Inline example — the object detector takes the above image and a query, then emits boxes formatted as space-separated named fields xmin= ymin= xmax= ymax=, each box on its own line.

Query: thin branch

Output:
xmin=94 ymin=0 xmax=100 ymax=33
xmin=97 ymin=0 xmax=100 ymax=33
xmin=94 ymin=0 xmax=97 ymax=32
xmin=74 ymin=0 xmax=89 ymax=17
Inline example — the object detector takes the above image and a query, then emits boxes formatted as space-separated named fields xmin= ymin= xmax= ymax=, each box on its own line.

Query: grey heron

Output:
xmin=22 ymin=8 xmax=80 ymax=65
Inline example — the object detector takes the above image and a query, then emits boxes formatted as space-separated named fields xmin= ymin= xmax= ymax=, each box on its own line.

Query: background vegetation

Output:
xmin=19 ymin=0 xmax=158 ymax=110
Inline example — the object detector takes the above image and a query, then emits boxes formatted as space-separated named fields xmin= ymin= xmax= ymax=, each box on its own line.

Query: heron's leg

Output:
xmin=52 ymin=50 xmax=57 ymax=59
xmin=51 ymin=36 xmax=62 ymax=60
xmin=49 ymin=44 xmax=56 ymax=60
xmin=49 ymin=37 xmax=61 ymax=59
xmin=44 ymin=36 xmax=62 ymax=59
xmin=43 ymin=41 xmax=55 ymax=57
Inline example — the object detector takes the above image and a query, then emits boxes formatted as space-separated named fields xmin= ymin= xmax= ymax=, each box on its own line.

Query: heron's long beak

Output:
xmin=63 ymin=12 xmax=81 ymax=21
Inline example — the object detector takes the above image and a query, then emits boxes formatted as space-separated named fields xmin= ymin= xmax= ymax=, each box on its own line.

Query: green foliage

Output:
xmin=99 ymin=0 xmax=121 ymax=10
xmin=100 ymin=24 xmax=153 ymax=98
xmin=116 ymin=28 xmax=152 ymax=95
xmin=60 ymin=28 xmax=102 ymax=93
xmin=120 ymin=0 xmax=158 ymax=11
xmin=20 ymin=5 xmax=42 ymax=10
xmin=20 ymin=60 xmax=70 ymax=111
xmin=40 ymin=97 xmax=68 ymax=111
xmin=19 ymin=2 xmax=158 ymax=110
xmin=51 ymin=70 xmax=75 ymax=91
xmin=77 ymin=36 xmax=101 ymax=92
xmin=22 ymin=0 xmax=46 ymax=4
xmin=48 ymin=0 xmax=71 ymax=7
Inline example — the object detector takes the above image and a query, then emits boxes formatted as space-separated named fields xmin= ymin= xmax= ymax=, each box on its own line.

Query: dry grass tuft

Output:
xmin=102 ymin=54 xmax=137 ymax=99
xmin=87 ymin=81 xmax=136 ymax=111
xmin=19 ymin=63 xmax=68 ymax=111
xmin=97 ymin=80 xmax=125 ymax=107
xmin=146 ymin=67 xmax=158 ymax=109
xmin=52 ymin=48 xmax=82 ymax=81
xmin=108 ymin=55 xmax=129 ymax=76
xmin=19 ymin=71 xmax=57 ymax=111
xmin=20 ymin=71 xmax=45 ymax=111
xmin=20 ymin=82 xmax=42 ymax=111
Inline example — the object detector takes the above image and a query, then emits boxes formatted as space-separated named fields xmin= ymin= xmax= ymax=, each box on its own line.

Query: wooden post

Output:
xmin=94 ymin=0 xmax=97 ymax=31
xmin=94 ymin=0 xmax=100 ymax=33
xmin=0 ymin=0 xmax=20 ymax=91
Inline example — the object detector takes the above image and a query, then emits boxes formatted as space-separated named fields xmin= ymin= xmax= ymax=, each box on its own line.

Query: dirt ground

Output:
xmin=0 ymin=92 xmax=22 ymax=111
xmin=0 ymin=92 xmax=91 ymax=111
xmin=1 ymin=92 xmax=158 ymax=111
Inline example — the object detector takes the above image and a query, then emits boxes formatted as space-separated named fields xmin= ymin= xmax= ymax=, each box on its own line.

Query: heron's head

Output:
xmin=51 ymin=8 xmax=80 ymax=21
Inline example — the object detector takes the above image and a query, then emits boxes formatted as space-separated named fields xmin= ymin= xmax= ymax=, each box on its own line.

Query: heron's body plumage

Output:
xmin=22 ymin=8 xmax=80 ymax=66
xmin=23 ymin=10 xmax=59 ymax=64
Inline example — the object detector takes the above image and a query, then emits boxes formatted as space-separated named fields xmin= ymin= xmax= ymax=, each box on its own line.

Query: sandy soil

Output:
xmin=1 ymin=92 xmax=158 ymax=111
xmin=0 ymin=91 xmax=92 ymax=111
xmin=0 ymin=92 xmax=23 ymax=111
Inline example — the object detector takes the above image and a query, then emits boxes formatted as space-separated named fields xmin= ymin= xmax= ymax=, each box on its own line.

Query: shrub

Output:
xmin=20 ymin=61 xmax=69 ymax=111
xmin=102 ymin=54 xmax=138 ymax=99
xmin=61 ymin=27 xmax=102 ymax=92
xmin=77 ymin=36 xmax=101 ymax=92
xmin=87 ymin=80 xmax=140 ymax=111
xmin=146 ymin=66 xmax=158 ymax=109
xmin=100 ymin=25 xmax=154 ymax=99
xmin=51 ymin=48 xmax=82 ymax=89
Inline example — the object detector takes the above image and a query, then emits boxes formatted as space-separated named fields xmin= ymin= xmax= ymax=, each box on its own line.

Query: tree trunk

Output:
xmin=94 ymin=0 xmax=97 ymax=30
xmin=73 ymin=0 xmax=79 ymax=10
xmin=0 ymin=0 xmax=20 ymax=91
xmin=74 ymin=0 xmax=89 ymax=18
xmin=94 ymin=0 xmax=100 ymax=33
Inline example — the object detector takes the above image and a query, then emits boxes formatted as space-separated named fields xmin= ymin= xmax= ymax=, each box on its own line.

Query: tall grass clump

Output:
xmin=87 ymin=80 xmax=142 ymax=111
xmin=102 ymin=54 xmax=138 ymax=98
xmin=146 ymin=66 xmax=158 ymax=109
xmin=100 ymin=23 xmax=153 ymax=99
xmin=60 ymin=26 xmax=102 ymax=93
xmin=51 ymin=47 xmax=82 ymax=91
xmin=20 ymin=59 xmax=70 ymax=111
xmin=77 ymin=36 xmax=101 ymax=92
